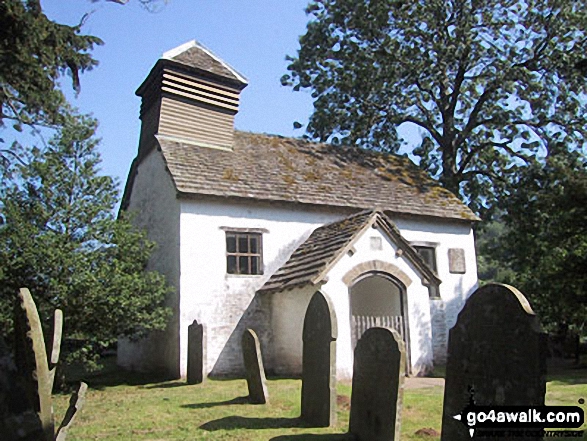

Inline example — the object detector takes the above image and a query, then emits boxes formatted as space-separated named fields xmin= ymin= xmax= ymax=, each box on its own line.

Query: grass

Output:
xmin=52 ymin=358 xmax=587 ymax=440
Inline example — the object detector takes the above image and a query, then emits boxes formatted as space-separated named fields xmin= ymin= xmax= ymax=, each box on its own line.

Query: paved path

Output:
xmin=404 ymin=377 xmax=445 ymax=389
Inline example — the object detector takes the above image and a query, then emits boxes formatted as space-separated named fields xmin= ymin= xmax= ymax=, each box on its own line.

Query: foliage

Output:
xmin=283 ymin=0 xmax=587 ymax=213
xmin=0 ymin=0 xmax=101 ymax=138
xmin=0 ymin=0 xmax=167 ymax=168
xmin=475 ymin=219 xmax=517 ymax=285
xmin=0 ymin=113 xmax=171 ymax=369
xmin=483 ymin=148 xmax=587 ymax=334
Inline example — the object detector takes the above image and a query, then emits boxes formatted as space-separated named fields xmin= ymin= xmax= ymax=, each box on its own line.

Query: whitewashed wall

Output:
xmin=178 ymin=200 xmax=345 ymax=377
xmin=269 ymin=285 xmax=320 ymax=376
xmin=269 ymin=217 xmax=478 ymax=379
xmin=117 ymin=148 xmax=182 ymax=377
xmin=322 ymin=225 xmax=434 ymax=378
xmin=120 ymin=157 xmax=478 ymax=379
xmin=391 ymin=217 xmax=479 ymax=330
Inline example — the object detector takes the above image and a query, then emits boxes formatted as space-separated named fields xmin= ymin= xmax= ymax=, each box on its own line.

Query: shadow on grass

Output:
xmin=144 ymin=381 xmax=190 ymax=389
xmin=270 ymin=435 xmax=356 ymax=440
xmin=182 ymin=396 xmax=250 ymax=409
xmin=199 ymin=416 xmax=305 ymax=431
xmin=547 ymin=359 xmax=587 ymax=385
xmin=63 ymin=355 xmax=178 ymax=391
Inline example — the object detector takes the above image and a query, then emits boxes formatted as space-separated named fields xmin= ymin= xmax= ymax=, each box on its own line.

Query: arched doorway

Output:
xmin=349 ymin=272 xmax=409 ymax=361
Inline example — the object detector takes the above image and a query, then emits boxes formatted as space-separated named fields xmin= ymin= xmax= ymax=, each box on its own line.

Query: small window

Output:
xmin=413 ymin=245 xmax=437 ymax=272
xmin=226 ymin=232 xmax=263 ymax=275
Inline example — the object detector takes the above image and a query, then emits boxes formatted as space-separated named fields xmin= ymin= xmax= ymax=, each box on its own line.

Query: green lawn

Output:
xmin=53 ymin=360 xmax=587 ymax=440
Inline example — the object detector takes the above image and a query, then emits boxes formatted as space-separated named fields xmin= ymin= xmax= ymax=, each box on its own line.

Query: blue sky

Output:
xmin=43 ymin=0 xmax=316 ymax=193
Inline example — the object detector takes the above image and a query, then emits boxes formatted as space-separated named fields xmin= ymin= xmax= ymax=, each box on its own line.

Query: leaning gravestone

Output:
xmin=187 ymin=320 xmax=205 ymax=385
xmin=242 ymin=328 xmax=269 ymax=404
xmin=301 ymin=291 xmax=338 ymax=427
xmin=350 ymin=327 xmax=405 ymax=441
xmin=441 ymin=284 xmax=547 ymax=441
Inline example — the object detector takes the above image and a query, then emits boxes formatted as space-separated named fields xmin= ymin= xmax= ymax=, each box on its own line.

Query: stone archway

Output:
xmin=349 ymin=273 xmax=408 ymax=346
xmin=342 ymin=260 xmax=412 ymax=288
xmin=343 ymin=261 xmax=412 ymax=373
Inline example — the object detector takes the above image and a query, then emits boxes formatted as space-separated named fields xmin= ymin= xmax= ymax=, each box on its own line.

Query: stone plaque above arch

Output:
xmin=342 ymin=260 xmax=413 ymax=288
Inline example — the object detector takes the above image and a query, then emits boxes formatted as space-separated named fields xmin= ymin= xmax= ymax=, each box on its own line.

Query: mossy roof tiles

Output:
xmin=156 ymin=131 xmax=479 ymax=222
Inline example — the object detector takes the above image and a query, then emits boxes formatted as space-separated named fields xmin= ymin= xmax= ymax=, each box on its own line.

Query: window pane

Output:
xmin=251 ymin=256 xmax=259 ymax=274
xmin=226 ymin=231 xmax=263 ymax=275
xmin=239 ymin=256 xmax=249 ymax=274
xmin=238 ymin=236 xmax=249 ymax=253
xmin=415 ymin=246 xmax=437 ymax=272
xmin=249 ymin=236 xmax=258 ymax=254
xmin=227 ymin=256 xmax=237 ymax=274
xmin=226 ymin=235 xmax=236 ymax=253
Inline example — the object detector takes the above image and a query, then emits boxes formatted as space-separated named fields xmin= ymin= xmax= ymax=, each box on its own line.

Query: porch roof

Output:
xmin=258 ymin=210 xmax=441 ymax=294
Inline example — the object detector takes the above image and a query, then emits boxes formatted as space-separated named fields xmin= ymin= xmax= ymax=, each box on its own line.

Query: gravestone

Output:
xmin=441 ymin=284 xmax=547 ymax=441
xmin=349 ymin=327 xmax=405 ymax=441
xmin=187 ymin=320 xmax=205 ymax=385
xmin=301 ymin=291 xmax=338 ymax=427
xmin=242 ymin=328 xmax=268 ymax=404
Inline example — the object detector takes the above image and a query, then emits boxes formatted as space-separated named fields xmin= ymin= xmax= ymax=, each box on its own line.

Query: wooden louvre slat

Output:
xmin=163 ymin=72 xmax=241 ymax=100
xmin=158 ymin=96 xmax=235 ymax=148
xmin=162 ymin=78 xmax=240 ymax=108
xmin=161 ymin=86 xmax=239 ymax=112
xmin=160 ymin=101 xmax=234 ymax=129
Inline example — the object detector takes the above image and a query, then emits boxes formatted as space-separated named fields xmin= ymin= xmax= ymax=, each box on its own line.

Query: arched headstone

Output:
xmin=187 ymin=320 xmax=205 ymax=384
xmin=242 ymin=328 xmax=268 ymax=404
xmin=441 ymin=284 xmax=547 ymax=440
xmin=301 ymin=291 xmax=338 ymax=427
xmin=350 ymin=327 xmax=405 ymax=441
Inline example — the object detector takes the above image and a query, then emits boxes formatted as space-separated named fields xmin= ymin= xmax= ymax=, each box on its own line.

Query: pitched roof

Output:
xmin=153 ymin=131 xmax=478 ymax=222
xmin=258 ymin=210 xmax=441 ymax=294
xmin=162 ymin=40 xmax=248 ymax=85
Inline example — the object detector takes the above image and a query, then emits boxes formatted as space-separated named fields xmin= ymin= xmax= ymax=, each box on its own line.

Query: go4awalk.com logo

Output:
xmin=453 ymin=404 xmax=585 ymax=438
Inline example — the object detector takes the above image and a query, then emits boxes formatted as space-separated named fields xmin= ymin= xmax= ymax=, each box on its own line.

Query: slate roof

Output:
xmin=258 ymin=210 xmax=441 ymax=294
xmin=163 ymin=40 xmax=248 ymax=86
xmin=153 ymin=131 xmax=478 ymax=222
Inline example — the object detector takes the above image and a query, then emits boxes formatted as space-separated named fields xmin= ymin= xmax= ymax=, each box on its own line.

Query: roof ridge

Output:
xmin=259 ymin=210 xmax=377 ymax=294
xmin=163 ymin=40 xmax=248 ymax=85
xmin=258 ymin=209 xmax=443 ymax=295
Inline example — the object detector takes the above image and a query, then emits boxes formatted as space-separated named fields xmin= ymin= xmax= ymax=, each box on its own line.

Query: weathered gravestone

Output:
xmin=187 ymin=320 xmax=205 ymax=385
xmin=350 ymin=327 xmax=405 ymax=441
xmin=301 ymin=291 xmax=338 ymax=427
xmin=242 ymin=328 xmax=269 ymax=404
xmin=441 ymin=284 xmax=547 ymax=441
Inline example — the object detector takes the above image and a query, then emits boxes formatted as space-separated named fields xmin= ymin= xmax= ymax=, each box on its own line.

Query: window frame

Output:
xmin=224 ymin=231 xmax=264 ymax=276
xmin=411 ymin=243 xmax=438 ymax=273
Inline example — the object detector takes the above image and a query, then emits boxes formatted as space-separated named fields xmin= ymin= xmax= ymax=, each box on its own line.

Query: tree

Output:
xmin=0 ymin=113 xmax=171 ymax=369
xmin=0 ymin=0 xmax=101 ymax=137
xmin=0 ymin=0 xmax=167 ymax=167
xmin=483 ymin=147 xmax=587 ymax=335
xmin=283 ymin=0 xmax=587 ymax=213
xmin=475 ymin=219 xmax=516 ymax=284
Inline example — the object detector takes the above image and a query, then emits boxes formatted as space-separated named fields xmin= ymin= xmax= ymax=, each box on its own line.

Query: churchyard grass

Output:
xmin=52 ymin=359 xmax=587 ymax=441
